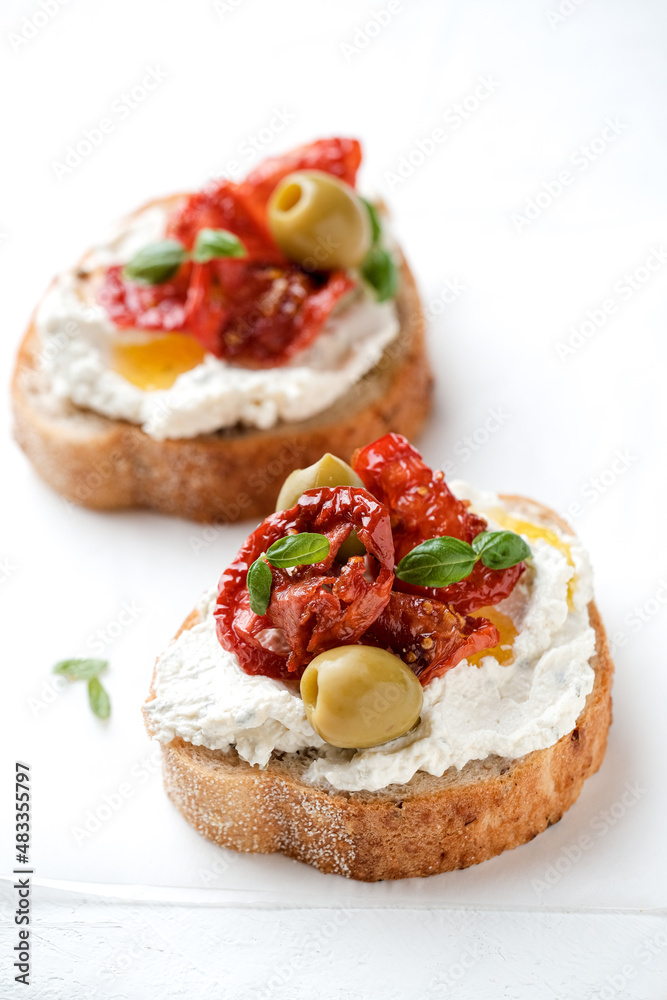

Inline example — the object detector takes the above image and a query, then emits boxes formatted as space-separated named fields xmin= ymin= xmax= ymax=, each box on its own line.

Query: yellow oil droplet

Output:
xmin=111 ymin=333 xmax=206 ymax=390
xmin=468 ymin=606 xmax=518 ymax=666
xmin=490 ymin=508 xmax=577 ymax=609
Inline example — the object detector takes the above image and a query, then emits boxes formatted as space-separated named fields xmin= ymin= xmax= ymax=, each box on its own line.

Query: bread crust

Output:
xmin=11 ymin=200 xmax=432 ymax=522
xmin=144 ymin=497 xmax=614 ymax=881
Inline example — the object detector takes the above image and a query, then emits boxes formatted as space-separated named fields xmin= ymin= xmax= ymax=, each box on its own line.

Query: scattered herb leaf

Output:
xmin=88 ymin=676 xmax=111 ymax=720
xmin=52 ymin=658 xmax=108 ymax=681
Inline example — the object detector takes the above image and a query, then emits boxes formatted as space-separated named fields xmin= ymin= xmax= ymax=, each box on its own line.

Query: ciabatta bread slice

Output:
xmin=11 ymin=196 xmax=432 ymax=523
xmin=143 ymin=498 xmax=613 ymax=881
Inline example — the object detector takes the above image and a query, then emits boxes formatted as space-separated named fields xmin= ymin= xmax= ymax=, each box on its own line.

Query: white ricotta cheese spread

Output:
xmin=36 ymin=204 xmax=400 ymax=440
xmin=144 ymin=488 xmax=597 ymax=793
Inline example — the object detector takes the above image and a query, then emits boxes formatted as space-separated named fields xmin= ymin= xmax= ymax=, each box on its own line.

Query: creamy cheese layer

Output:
xmin=36 ymin=205 xmax=400 ymax=440
xmin=145 ymin=488 xmax=597 ymax=793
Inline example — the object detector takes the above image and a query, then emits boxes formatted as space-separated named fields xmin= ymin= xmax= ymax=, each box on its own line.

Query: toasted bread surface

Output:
xmin=11 ymin=200 xmax=432 ymax=522
xmin=143 ymin=498 xmax=614 ymax=881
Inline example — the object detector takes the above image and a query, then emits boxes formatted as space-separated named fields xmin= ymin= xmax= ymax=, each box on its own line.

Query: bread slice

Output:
xmin=143 ymin=498 xmax=614 ymax=881
xmin=11 ymin=197 xmax=432 ymax=522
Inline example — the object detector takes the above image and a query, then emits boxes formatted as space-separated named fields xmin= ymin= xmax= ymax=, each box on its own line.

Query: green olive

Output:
xmin=276 ymin=453 xmax=363 ymax=510
xmin=267 ymin=170 xmax=372 ymax=270
xmin=300 ymin=646 xmax=423 ymax=750
xmin=276 ymin=453 xmax=366 ymax=559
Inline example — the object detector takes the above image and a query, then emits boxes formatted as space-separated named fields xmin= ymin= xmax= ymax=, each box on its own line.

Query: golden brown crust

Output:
xmin=11 ymin=199 xmax=432 ymax=522
xmin=144 ymin=498 xmax=614 ymax=880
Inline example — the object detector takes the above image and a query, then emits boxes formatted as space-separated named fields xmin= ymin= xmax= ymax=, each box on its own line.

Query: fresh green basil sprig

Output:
xmin=52 ymin=658 xmax=111 ymax=719
xmin=247 ymin=532 xmax=330 ymax=616
xmin=124 ymin=229 xmax=247 ymax=285
xmin=192 ymin=228 xmax=247 ymax=263
xmin=395 ymin=530 xmax=530 ymax=589
xmin=360 ymin=200 xmax=398 ymax=302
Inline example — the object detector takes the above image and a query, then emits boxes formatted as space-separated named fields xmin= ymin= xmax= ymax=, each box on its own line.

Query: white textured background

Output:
xmin=1 ymin=0 xmax=666 ymax=996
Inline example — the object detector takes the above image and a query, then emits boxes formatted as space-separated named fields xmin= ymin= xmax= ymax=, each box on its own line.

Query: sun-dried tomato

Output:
xmin=215 ymin=487 xmax=394 ymax=679
xmin=240 ymin=137 xmax=362 ymax=223
xmin=98 ymin=138 xmax=361 ymax=366
xmin=186 ymin=261 xmax=354 ymax=365
xmin=98 ymin=262 xmax=191 ymax=332
xmin=361 ymin=592 xmax=499 ymax=686
xmin=352 ymin=434 xmax=525 ymax=614
xmin=167 ymin=179 xmax=284 ymax=263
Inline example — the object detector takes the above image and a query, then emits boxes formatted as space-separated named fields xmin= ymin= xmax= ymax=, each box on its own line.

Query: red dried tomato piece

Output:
xmin=362 ymin=593 xmax=499 ymax=686
xmin=186 ymin=262 xmax=354 ymax=366
xmin=241 ymin=137 xmax=362 ymax=221
xmin=167 ymin=180 xmax=284 ymax=263
xmin=99 ymin=256 xmax=353 ymax=364
xmin=215 ymin=487 xmax=394 ymax=679
xmin=352 ymin=434 xmax=525 ymax=614
xmin=98 ymin=263 xmax=191 ymax=331
xmin=99 ymin=140 xmax=361 ymax=364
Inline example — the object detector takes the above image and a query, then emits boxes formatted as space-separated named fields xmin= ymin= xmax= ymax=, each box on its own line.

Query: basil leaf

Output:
xmin=266 ymin=532 xmax=330 ymax=569
xmin=192 ymin=228 xmax=247 ymax=263
xmin=88 ymin=677 xmax=111 ymax=720
xmin=53 ymin=658 xmax=108 ymax=681
xmin=472 ymin=530 xmax=531 ymax=570
xmin=361 ymin=246 xmax=398 ymax=302
xmin=124 ymin=240 xmax=186 ymax=284
xmin=395 ymin=537 xmax=477 ymax=588
xmin=361 ymin=197 xmax=382 ymax=245
xmin=247 ymin=557 xmax=273 ymax=616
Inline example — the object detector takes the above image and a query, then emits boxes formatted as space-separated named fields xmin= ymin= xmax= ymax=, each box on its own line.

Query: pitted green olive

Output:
xmin=300 ymin=646 xmax=423 ymax=750
xmin=276 ymin=453 xmax=364 ymax=510
xmin=276 ymin=453 xmax=366 ymax=559
xmin=267 ymin=170 xmax=372 ymax=270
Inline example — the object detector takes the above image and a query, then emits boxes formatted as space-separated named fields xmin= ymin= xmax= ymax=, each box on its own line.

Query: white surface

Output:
xmin=1 ymin=0 xmax=666 ymax=995
xmin=1 ymin=883 xmax=667 ymax=1000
